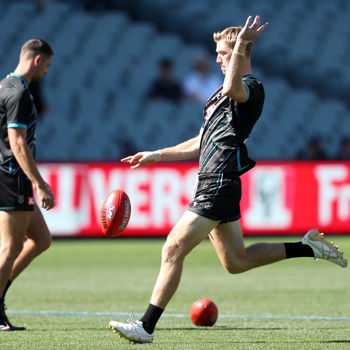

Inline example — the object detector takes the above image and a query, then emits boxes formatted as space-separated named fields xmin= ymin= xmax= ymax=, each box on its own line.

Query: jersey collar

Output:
xmin=243 ymin=74 xmax=256 ymax=80
xmin=9 ymin=73 xmax=29 ymax=88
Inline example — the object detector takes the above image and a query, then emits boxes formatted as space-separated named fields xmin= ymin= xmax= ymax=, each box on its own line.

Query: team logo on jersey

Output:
xmin=18 ymin=195 xmax=25 ymax=204
xmin=0 ymin=84 xmax=3 ymax=90
xmin=28 ymin=197 xmax=35 ymax=206
xmin=204 ymin=202 xmax=213 ymax=209
xmin=197 ymin=194 xmax=208 ymax=201
xmin=205 ymin=103 xmax=217 ymax=121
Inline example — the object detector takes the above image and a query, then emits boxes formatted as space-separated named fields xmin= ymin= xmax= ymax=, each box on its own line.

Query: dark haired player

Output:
xmin=0 ymin=38 xmax=55 ymax=330
xmin=109 ymin=16 xmax=347 ymax=343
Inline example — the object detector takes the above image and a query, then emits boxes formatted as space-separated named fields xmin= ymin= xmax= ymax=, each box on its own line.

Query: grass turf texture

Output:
xmin=1 ymin=236 xmax=350 ymax=349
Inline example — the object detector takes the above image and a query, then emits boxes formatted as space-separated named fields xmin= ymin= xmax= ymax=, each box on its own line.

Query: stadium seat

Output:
xmin=3 ymin=0 xmax=350 ymax=162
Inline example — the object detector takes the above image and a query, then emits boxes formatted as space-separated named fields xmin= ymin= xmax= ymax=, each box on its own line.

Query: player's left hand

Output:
xmin=238 ymin=15 xmax=269 ymax=42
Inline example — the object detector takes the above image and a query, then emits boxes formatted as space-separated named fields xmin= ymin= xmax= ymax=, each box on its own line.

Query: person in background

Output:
xmin=296 ymin=135 xmax=327 ymax=161
xmin=183 ymin=54 xmax=221 ymax=104
xmin=335 ymin=136 xmax=350 ymax=160
xmin=148 ymin=58 xmax=182 ymax=103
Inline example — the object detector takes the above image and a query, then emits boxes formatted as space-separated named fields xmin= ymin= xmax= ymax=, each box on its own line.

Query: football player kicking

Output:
xmin=109 ymin=15 xmax=347 ymax=343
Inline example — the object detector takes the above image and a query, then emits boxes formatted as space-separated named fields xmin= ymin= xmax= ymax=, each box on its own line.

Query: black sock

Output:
xmin=139 ymin=304 xmax=164 ymax=334
xmin=1 ymin=280 xmax=12 ymax=301
xmin=284 ymin=242 xmax=314 ymax=259
xmin=0 ymin=281 xmax=12 ymax=304
xmin=0 ymin=281 xmax=11 ymax=304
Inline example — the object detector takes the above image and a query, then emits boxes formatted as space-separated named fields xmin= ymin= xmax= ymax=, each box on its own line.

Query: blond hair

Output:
xmin=213 ymin=26 xmax=254 ymax=57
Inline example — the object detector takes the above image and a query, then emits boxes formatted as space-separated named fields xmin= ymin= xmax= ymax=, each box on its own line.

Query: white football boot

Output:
xmin=302 ymin=229 xmax=347 ymax=268
xmin=109 ymin=320 xmax=154 ymax=343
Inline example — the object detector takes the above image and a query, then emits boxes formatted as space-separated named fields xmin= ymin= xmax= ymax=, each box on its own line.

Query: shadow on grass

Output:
xmin=159 ymin=325 xmax=350 ymax=331
xmin=159 ymin=326 xmax=284 ymax=331
xmin=17 ymin=327 xmax=111 ymax=332
xmin=321 ymin=340 xmax=350 ymax=344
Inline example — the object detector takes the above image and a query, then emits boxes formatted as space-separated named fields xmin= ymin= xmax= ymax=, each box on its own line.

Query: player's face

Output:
xmin=33 ymin=55 xmax=53 ymax=82
xmin=216 ymin=40 xmax=233 ymax=75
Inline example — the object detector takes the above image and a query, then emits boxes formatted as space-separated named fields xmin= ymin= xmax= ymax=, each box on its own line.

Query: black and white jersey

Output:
xmin=0 ymin=74 xmax=37 ymax=175
xmin=198 ymin=75 xmax=264 ymax=176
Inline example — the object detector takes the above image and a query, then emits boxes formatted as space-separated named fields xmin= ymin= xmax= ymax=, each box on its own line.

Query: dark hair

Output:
xmin=160 ymin=58 xmax=173 ymax=68
xmin=21 ymin=38 xmax=54 ymax=58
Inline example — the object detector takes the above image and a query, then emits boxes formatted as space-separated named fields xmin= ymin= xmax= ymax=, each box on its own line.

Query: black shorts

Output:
xmin=188 ymin=173 xmax=242 ymax=223
xmin=0 ymin=170 xmax=35 ymax=211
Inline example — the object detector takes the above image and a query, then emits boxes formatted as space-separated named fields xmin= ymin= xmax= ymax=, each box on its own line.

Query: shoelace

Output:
xmin=127 ymin=305 xmax=136 ymax=324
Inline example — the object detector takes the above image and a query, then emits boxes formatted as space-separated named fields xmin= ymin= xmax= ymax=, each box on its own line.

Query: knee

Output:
xmin=39 ymin=233 xmax=52 ymax=252
xmin=223 ymin=256 xmax=250 ymax=274
xmin=161 ymin=241 xmax=185 ymax=265
xmin=37 ymin=234 xmax=52 ymax=253
xmin=224 ymin=263 xmax=247 ymax=274
xmin=31 ymin=232 xmax=52 ymax=254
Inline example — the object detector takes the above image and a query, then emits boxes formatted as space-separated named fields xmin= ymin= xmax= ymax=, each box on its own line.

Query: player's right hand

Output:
xmin=121 ymin=151 xmax=161 ymax=168
xmin=34 ymin=181 xmax=55 ymax=210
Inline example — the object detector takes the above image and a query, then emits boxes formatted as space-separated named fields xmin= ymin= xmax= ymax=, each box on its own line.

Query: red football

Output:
xmin=190 ymin=298 xmax=218 ymax=327
xmin=100 ymin=190 xmax=131 ymax=237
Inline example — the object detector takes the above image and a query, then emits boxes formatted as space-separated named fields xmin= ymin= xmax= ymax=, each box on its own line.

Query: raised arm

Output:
xmin=121 ymin=135 xmax=201 ymax=169
xmin=222 ymin=15 xmax=268 ymax=102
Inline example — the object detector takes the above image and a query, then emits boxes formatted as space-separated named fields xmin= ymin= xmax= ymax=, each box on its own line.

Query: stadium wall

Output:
xmin=37 ymin=162 xmax=350 ymax=237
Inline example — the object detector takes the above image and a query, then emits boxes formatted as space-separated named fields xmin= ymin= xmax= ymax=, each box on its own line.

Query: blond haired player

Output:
xmin=109 ymin=16 xmax=347 ymax=343
xmin=0 ymin=39 xmax=55 ymax=330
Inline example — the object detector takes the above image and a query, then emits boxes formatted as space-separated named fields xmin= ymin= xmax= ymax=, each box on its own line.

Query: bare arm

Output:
xmin=159 ymin=136 xmax=200 ymax=161
xmin=122 ymin=135 xmax=200 ymax=168
xmin=8 ymin=128 xmax=55 ymax=210
xmin=223 ymin=15 xmax=268 ymax=102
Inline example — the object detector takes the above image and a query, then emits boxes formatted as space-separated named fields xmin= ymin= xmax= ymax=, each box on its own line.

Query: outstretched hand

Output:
xmin=238 ymin=15 xmax=269 ymax=42
xmin=121 ymin=151 xmax=161 ymax=169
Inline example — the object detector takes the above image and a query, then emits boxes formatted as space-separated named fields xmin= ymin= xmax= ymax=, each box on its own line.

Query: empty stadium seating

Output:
xmin=1 ymin=0 xmax=349 ymax=162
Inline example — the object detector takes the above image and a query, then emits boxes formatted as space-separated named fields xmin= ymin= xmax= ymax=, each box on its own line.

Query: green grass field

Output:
xmin=1 ymin=236 xmax=350 ymax=350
